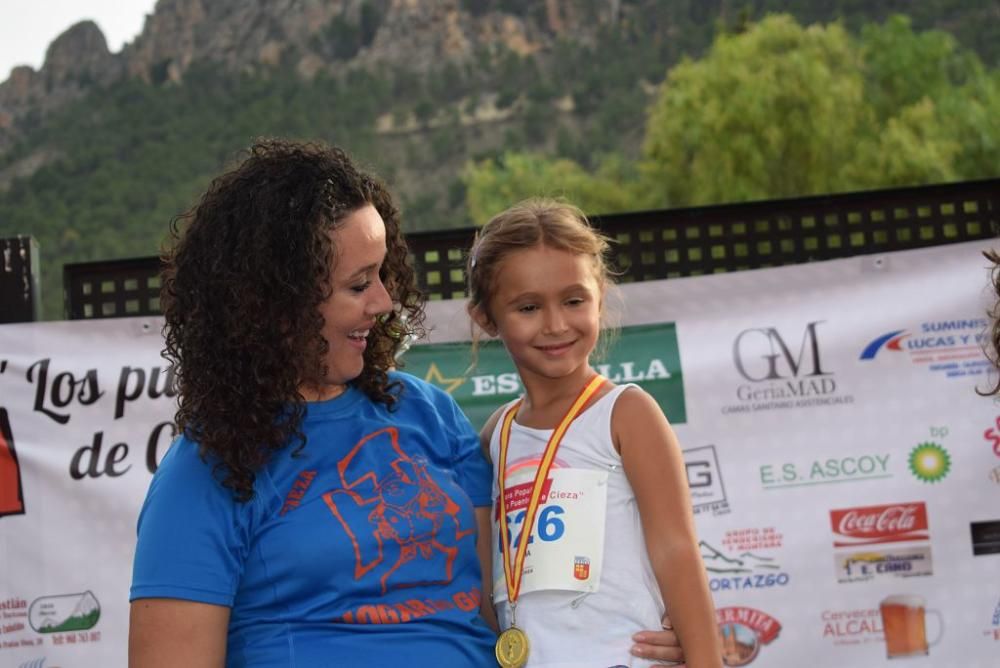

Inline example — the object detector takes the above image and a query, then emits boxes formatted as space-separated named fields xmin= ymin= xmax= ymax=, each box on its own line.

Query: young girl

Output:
xmin=467 ymin=199 xmax=722 ymax=668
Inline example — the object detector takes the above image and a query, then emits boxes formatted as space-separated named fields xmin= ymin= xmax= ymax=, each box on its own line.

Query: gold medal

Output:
xmin=495 ymin=626 xmax=530 ymax=668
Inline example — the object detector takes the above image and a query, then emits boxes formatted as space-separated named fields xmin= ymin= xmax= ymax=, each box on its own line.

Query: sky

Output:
xmin=0 ymin=0 xmax=157 ymax=79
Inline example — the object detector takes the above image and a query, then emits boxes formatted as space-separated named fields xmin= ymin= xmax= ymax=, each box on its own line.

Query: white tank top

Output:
xmin=489 ymin=384 xmax=665 ymax=668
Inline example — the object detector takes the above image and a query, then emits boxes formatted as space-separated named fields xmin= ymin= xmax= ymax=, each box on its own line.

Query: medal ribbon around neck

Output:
xmin=497 ymin=374 xmax=606 ymax=610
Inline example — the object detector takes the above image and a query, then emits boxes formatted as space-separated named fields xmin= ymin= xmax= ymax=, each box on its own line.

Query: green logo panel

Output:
xmin=401 ymin=322 xmax=686 ymax=428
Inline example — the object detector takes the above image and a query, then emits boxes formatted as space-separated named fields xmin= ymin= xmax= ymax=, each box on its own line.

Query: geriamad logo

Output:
xmin=323 ymin=427 xmax=474 ymax=594
xmin=1 ymin=407 xmax=26 ymax=518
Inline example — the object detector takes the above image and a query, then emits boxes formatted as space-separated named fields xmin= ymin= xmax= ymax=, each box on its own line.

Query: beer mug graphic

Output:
xmin=879 ymin=594 xmax=943 ymax=658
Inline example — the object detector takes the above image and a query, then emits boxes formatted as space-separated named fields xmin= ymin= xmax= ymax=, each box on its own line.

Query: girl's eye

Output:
xmin=566 ymin=297 xmax=585 ymax=306
xmin=518 ymin=304 xmax=538 ymax=313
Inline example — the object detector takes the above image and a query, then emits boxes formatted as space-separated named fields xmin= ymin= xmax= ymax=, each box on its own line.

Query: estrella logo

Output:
xmin=859 ymin=330 xmax=909 ymax=360
xmin=1 ymin=407 xmax=26 ymax=518
xmin=322 ymin=427 xmax=474 ymax=595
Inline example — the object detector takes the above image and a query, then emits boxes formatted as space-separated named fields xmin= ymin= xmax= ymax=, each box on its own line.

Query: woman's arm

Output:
xmin=128 ymin=598 xmax=230 ymax=668
xmin=475 ymin=406 xmax=505 ymax=632
xmin=475 ymin=506 xmax=499 ymax=632
xmin=615 ymin=388 xmax=723 ymax=668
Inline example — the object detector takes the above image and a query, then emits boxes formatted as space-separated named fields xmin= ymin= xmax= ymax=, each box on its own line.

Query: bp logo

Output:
xmin=909 ymin=443 xmax=951 ymax=483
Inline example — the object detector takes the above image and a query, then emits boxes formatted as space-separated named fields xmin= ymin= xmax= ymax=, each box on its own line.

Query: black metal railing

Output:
xmin=0 ymin=236 xmax=40 ymax=323
xmin=48 ymin=177 xmax=1000 ymax=319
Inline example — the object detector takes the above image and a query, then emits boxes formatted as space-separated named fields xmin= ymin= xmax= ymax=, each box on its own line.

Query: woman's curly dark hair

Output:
xmin=161 ymin=139 xmax=426 ymax=501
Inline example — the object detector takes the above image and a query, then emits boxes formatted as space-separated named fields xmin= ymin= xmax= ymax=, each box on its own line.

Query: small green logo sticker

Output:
xmin=908 ymin=442 xmax=951 ymax=483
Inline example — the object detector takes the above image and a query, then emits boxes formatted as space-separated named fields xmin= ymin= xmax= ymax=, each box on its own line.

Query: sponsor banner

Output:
xmin=0 ymin=593 xmax=103 ymax=654
xmin=859 ymin=319 xmax=991 ymax=379
xmin=0 ymin=317 xmax=173 ymax=666
xmin=759 ymin=453 xmax=892 ymax=490
xmin=986 ymin=599 xmax=1000 ymax=642
xmin=683 ymin=445 xmax=730 ymax=517
xmin=701 ymin=531 xmax=790 ymax=593
xmin=970 ymin=520 xmax=1000 ymax=556
xmin=722 ymin=320 xmax=855 ymax=415
xmin=877 ymin=594 xmax=943 ymax=659
xmin=402 ymin=322 xmax=686 ymax=428
xmin=717 ymin=607 xmax=781 ymax=666
xmin=830 ymin=502 xmax=930 ymax=547
xmin=720 ymin=526 xmax=782 ymax=552
xmin=834 ymin=546 xmax=934 ymax=583
xmin=907 ymin=441 xmax=952 ymax=483
xmin=985 ymin=417 xmax=1000 ymax=457
xmin=0 ymin=408 xmax=24 ymax=518
xmin=821 ymin=608 xmax=884 ymax=647
xmin=2 ymin=240 xmax=996 ymax=666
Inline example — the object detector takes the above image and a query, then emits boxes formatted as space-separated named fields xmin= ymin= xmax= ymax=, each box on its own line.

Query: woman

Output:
xmin=128 ymin=139 xmax=686 ymax=666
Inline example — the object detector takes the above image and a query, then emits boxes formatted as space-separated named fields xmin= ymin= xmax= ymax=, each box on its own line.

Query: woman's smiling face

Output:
xmin=301 ymin=204 xmax=394 ymax=401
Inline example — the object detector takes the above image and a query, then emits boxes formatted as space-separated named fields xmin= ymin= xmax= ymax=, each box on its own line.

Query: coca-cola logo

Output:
xmin=830 ymin=502 xmax=929 ymax=547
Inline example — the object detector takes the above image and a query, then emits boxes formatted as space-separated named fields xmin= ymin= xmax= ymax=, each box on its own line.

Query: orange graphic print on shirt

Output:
xmin=323 ymin=427 xmax=474 ymax=594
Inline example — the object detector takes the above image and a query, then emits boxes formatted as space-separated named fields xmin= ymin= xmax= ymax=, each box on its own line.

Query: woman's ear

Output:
xmin=468 ymin=303 xmax=498 ymax=337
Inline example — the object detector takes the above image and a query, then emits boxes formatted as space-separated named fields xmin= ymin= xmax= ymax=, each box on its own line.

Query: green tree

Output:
xmin=938 ymin=70 xmax=1000 ymax=178
xmin=641 ymin=15 xmax=873 ymax=207
xmin=464 ymin=152 xmax=638 ymax=224
xmin=859 ymin=15 xmax=975 ymax=122
xmin=846 ymin=99 xmax=959 ymax=186
xmin=638 ymin=13 xmax=997 ymax=207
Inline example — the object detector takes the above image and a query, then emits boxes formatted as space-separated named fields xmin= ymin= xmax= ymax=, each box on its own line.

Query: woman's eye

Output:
xmin=518 ymin=304 xmax=537 ymax=313
xmin=351 ymin=282 xmax=371 ymax=293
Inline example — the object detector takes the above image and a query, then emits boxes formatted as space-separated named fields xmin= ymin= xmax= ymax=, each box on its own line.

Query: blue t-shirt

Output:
xmin=131 ymin=373 xmax=496 ymax=667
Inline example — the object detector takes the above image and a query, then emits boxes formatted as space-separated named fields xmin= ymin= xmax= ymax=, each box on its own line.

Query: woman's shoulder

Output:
xmin=388 ymin=371 xmax=474 ymax=433
xmin=156 ymin=433 xmax=207 ymax=471
xmin=151 ymin=433 xmax=230 ymax=493
xmin=140 ymin=434 xmax=249 ymax=521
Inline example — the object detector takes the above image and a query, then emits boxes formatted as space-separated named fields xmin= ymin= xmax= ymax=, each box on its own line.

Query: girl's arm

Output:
xmin=129 ymin=598 xmax=229 ymax=667
xmin=615 ymin=388 xmax=723 ymax=668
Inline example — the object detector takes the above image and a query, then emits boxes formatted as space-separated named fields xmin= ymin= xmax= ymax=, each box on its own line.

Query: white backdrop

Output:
xmin=1 ymin=239 xmax=997 ymax=667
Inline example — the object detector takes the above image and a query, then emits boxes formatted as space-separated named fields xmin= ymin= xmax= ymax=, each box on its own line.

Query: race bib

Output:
xmin=493 ymin=467 xmax=608 ymax=599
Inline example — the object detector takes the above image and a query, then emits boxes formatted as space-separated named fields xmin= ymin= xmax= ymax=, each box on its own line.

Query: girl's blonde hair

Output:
xmin=466 ymin=198 xmax=620 ymax=357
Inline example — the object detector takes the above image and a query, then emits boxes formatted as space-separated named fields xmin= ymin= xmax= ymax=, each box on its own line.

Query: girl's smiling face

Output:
xmin=478 ymin=244 xmax=603 ymax=385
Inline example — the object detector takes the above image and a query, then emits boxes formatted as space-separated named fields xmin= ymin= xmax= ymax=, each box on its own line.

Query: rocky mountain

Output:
xmin=0 ymin=0 xmax=617 ymax=152
xmin=0 ymin=22 xmax=120 ymax=135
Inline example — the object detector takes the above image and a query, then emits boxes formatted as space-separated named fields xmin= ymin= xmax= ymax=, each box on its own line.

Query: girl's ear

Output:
xmin=469 ymin=303 xmax=498 ymax=337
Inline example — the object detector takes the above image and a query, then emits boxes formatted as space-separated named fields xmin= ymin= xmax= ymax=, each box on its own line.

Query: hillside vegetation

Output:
xmin=0 ymin=1 xmax=997 ymax=318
